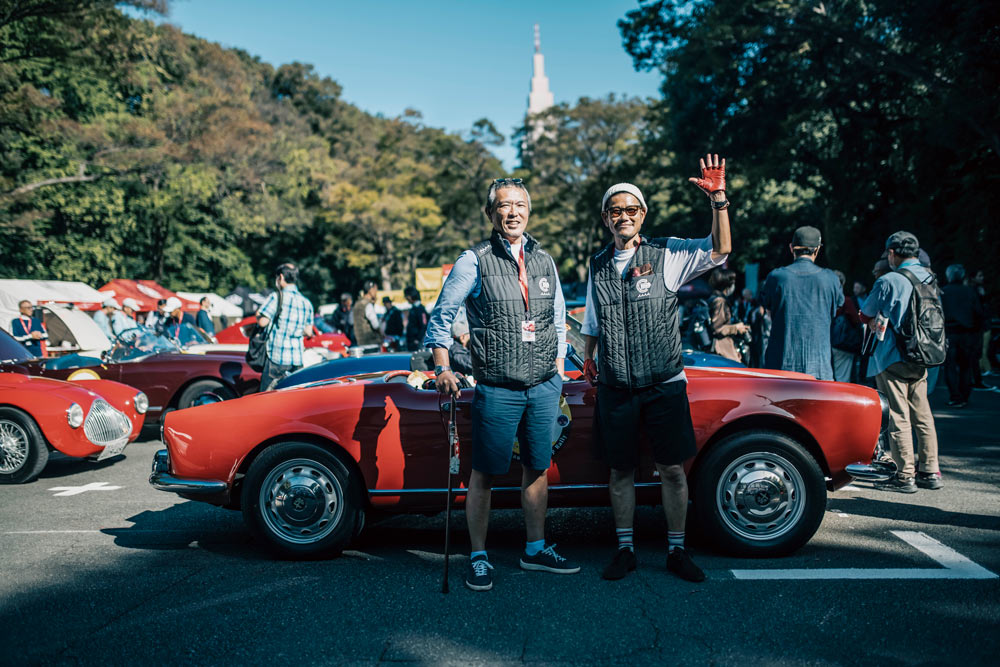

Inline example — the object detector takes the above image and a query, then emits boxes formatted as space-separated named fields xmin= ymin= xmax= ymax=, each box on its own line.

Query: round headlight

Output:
xmin=134 ymin=392 xmax=149 ymax=415
xmin=67 ymin=403 xmax=84 ymax=428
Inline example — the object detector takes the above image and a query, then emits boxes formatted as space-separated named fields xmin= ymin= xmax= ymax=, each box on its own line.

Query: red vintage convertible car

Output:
xmin=150 ymin=366 xmax=888 ymax=559
xmin=0 ymin=327 xmax=259 ymax=426
xmin=216 ymin=316 xmax=351 ymax=356
xmin=1 ymin=332 xmax=146 ymax=483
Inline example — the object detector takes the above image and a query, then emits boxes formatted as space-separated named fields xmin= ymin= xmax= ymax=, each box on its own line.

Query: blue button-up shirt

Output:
xmin=258 ymin=285 xmax=314 ymax=367
xmin=861 ymin=258 xmax=929 ymax=377
xmin=424 ymin=238 xmax=567 ymax=358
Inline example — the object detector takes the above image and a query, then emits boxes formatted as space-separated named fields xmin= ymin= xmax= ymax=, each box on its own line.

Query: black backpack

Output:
xmin=894 ymin=267 xmax=946 ymax=367
xmin=246 ymin=290 xmax=283 ymax=373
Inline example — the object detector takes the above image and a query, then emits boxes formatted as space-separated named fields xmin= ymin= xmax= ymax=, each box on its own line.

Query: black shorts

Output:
xmin=593 ymin=380 xmax=697 ymax=470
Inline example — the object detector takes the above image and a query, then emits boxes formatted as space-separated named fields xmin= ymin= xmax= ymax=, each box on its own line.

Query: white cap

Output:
xmin=122 ymin=298 xmax=141 ymax=311
xmin=102 ymin=298 xmax=121 ymax=309
xmin=164 ymin=296 xmax=183 ymax=313
xmin=601 ymin=183 xmax=647 ymax=211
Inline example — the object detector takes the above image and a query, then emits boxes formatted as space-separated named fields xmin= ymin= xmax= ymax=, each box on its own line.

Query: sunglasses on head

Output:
xmin=492 ymin=177 xmax=523 ymax=186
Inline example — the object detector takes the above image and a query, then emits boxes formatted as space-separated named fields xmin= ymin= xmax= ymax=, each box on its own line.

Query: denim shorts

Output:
xmin=470 ymin=374 xmax=563 ymax=475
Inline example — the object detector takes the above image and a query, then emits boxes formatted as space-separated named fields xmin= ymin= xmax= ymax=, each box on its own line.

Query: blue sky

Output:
xmin=149 ymin=0 xmax=663 ymax=167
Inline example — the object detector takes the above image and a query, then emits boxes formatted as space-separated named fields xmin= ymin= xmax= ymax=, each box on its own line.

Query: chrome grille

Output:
xmin=83 ymin=400 xmax=132 ymax=446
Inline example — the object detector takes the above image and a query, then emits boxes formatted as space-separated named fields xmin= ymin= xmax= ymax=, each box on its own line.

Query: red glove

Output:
xmin=583 ymin=358 xmax=598 ymax=385
xmin=688 ymin=153 xmax=726 ymax=195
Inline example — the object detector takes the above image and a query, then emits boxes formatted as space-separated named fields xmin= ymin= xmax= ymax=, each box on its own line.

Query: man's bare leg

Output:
xmin=466 ymin=469 xmax=492 ymax=552
xmin=521 ymin=467 xmax=547 ymax=543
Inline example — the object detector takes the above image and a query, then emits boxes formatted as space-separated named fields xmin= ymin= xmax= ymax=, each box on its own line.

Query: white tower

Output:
xmin=528 ymin=24 xmax=554 ymax=116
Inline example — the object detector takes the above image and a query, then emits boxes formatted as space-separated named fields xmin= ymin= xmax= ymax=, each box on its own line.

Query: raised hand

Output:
xmin=688 ymin=153 xmax=726 ymax=196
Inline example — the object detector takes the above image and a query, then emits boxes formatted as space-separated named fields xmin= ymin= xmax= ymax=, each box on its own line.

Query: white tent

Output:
xmin=175 ymin=292 xmax=243 ymax=319
xmin=0 ymin=279 xmax=109 ymax=335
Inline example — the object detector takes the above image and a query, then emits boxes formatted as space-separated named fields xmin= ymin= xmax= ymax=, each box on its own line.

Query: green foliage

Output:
xmin=620 ymin=0 xmax=1000 ymax=293
xmin=0 ymin=3 xmax=502 ymax=305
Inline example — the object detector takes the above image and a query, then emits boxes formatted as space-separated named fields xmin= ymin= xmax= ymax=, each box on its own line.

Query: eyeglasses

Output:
xmin=605 ymin=205 xmax=642 ymax=217
xmin=492 ymin=177 xmax=523 ymax=186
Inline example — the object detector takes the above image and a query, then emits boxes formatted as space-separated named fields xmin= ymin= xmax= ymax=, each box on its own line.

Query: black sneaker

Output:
xmin=874 ymin=474 xmax=918 ymax=493
xmin=519 ymin=543 xmax=581 ymax=574
xmin=666 ymin=547 xmax=706 ymax=582
xmin=465 ymin=555 xmax=494 ymax=591
xmin=602 ymin=548 xmax=637 ymax=580
xmin=916 ymin=471 xmax=943 ymax=490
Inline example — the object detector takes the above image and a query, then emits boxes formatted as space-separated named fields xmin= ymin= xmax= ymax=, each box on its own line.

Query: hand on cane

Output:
xmin=583 ymin=358 xmax=599 ymax=386
xmin=435 ymin=369 xmax=461 ymax=397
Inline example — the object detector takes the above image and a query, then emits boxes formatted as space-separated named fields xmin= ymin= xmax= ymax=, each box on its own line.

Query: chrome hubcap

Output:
xmin=716 ymin=451 xmax=805 ymax=541
xmin=260 ymin=458 xmax=344 ymax=544
xmin=0 ymin=419 xmax=29 ymax=474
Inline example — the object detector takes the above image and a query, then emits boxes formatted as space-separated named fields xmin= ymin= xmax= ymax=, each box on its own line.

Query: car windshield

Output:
xmin=109 ymin=327 xmax=184 ymax=362
xmin=0 ymin=328 xmax=35 ymax=363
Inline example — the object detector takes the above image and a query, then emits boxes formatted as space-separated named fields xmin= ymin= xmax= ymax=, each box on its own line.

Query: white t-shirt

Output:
xmin=581 ymin=235 xmax=726 ymax=383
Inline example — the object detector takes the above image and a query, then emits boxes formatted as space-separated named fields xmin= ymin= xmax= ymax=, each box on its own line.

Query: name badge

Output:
xmin=521 ymin=320 xmax=536 ymax=342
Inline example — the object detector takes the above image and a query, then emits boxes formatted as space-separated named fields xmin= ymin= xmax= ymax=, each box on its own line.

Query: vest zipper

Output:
xmin=621 ymin=265 xmax=632 ymax=390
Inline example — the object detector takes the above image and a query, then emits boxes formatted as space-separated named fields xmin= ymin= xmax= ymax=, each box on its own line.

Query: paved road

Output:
xmin=1 ymin=384 xmax=998 ymax=665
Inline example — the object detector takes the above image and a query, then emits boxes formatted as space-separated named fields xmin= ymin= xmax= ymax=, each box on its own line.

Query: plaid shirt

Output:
xmin=258 ymin=285 xmax=314 ymax=367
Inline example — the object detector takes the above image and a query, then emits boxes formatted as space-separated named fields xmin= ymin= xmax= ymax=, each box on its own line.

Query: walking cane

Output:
xmin=442 ymin=395 xmax=460 ymax=593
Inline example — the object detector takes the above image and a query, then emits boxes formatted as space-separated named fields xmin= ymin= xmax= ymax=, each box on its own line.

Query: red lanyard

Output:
xmin=19 ymin=316 xmax=32 ymax=333
xmin=516 ymin=245 xmax=530 ymax=311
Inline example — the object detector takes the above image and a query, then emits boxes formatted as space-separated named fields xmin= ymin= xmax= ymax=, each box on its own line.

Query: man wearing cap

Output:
xmin=93 ymin=298 xmax=120 ymax=342
xmin=859 ymin=231 xmax=942 ymax=493
xmin=257 ymin=263 xmax=315 ymax=391
xmin=353 ymin=281 xmax=381 ymax=347
xmin=112 ymin=298 xmax=142 ymax=336
xmin=425 ymin=177 xmax=575 ymax=592
xmin=580 ymin=154 xmax=732 ymax=583
xmin=10 ymin=300 xmax=48 ymax=357
xmin=759 ymin=226 xmax=844 ymax=380
xmin=380 ymin=295 xmax=404 ymax=342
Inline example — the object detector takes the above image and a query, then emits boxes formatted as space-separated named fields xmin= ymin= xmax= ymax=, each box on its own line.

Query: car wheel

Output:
xmin=0 ymin=407 xmax=49 ymax=484
xmin=693 ymin=430 xmax=826 ymax=557
xmin=177 ymin=380 xmax=236 ymax=410
xmin=242 ymin=442 xmax=364 ymax=559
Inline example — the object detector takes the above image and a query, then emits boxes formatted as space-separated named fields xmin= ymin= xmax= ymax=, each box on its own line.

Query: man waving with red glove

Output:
xmin=580 ymin=154 xmax=732 ymax=582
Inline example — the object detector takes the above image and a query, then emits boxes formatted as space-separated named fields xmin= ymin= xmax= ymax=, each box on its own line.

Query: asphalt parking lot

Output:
xmin=1 ymin=384 xmax=998 ymax=666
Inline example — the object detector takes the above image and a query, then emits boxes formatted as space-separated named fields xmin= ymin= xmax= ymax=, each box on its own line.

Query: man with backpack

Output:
xmin=860 ymin=231 xmax=945 ymax=493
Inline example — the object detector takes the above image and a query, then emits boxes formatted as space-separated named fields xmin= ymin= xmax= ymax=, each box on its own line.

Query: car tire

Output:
xmin=693 ymin=430 xmax=826 ymax=557
xmin=242 ymin=442 xmax=364 ymax=559
xmin=0 ymin=407 xmax=49 ymax=484
xmin=177 ymin=380 xmax=236 ymax=410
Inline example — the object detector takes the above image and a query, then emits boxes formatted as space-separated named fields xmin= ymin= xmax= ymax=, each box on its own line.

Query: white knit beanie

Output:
xmin=601 ymin=183 xmax=647 ymax=211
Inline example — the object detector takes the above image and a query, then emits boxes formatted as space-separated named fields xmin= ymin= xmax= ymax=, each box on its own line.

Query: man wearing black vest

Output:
xmin=425 ymin=177 xmax=575 ymax=592
xmin=581 ymin=155 xmax=733 ymax=583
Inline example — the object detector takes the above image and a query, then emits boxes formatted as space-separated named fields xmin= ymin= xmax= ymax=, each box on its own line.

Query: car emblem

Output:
xmin=293 ymin=497 xmax=307 ymax=511
xmin=755 ymin=490 xmax=771 ymax=506
xmin=636 ymin=278 xmax=652 ymax=294
xmin=538 ymin=277 xmax=550 ymax=294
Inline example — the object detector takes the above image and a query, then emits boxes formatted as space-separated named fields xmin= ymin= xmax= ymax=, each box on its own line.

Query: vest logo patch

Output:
xmin=635 ymin=278 xmax=652 ymax=294
xmin=538 ymin=277 xmax=550 ymax=294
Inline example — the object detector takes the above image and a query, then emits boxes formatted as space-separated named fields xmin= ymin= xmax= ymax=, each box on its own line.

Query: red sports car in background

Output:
xmin=151 ymin=366 xmax=887 ymax=559
xmin=0 ymin=327 xmax=259 ymax=426
xmin=215 ymin=316 xmax=351 ymax=356
xmin=0 ymin=362 xmax=146 ymax=484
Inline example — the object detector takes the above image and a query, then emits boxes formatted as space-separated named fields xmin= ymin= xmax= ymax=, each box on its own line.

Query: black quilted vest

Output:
xmin=466 ymin=231 xmax=558 ymax=389
xmin=590 ymin=237 xmax=682 ymax=388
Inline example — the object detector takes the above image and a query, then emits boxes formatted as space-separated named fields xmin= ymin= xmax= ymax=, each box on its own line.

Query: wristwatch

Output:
xmin=710 ymin=197 xmax=730 ymax=210
xmin=434 ymin=365 xmax=452 ymax=374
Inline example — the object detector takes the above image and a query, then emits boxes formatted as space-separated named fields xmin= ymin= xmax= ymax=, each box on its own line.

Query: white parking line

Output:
xmin=731 ymin=531 xmax=999 ymax=580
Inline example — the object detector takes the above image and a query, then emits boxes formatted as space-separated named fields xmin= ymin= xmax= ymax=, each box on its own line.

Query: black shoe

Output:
xmin=666 ymin=548 xmax=706 ymax=582
xmin=602 ymin=548 xmax=637 ymax=580
xmin=947 ymin=399 xmax=962 ymax=406
xmin=873 ymin=474 xmax=918 ymax=493
xmin=519 ymin=543 xmax=581 ymax=574
xmin=465 ymin=555 xmax=494 ymax=591
xmin=916 ymin=471 xmax=943 ymax=490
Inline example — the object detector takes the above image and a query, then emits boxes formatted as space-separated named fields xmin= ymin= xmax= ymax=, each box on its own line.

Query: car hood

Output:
xmin=0 ymin=371 xmax=106 ymax=404
xmin=684 ymin=366 xmax=818 ymax=381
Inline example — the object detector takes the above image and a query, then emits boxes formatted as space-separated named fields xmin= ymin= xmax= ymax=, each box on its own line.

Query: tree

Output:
xmin=620 ymin=0 xmax=1000 ymax=288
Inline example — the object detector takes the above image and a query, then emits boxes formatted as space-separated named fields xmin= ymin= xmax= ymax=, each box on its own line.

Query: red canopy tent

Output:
xmin=97 ymin=280 xmax=200 ymax=313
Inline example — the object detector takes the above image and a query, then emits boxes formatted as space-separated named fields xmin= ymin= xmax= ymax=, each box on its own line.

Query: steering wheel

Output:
xmin=108 ymin=327 xmax=150 ymax=362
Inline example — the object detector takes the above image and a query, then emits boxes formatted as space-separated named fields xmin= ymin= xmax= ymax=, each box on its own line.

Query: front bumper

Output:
xmin=149 ymin=449 xmax=228 ymax=495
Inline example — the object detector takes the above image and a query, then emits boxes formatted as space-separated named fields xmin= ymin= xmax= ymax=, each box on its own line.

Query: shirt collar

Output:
xmin=898 ymin=258 xmax=921 ymax=268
